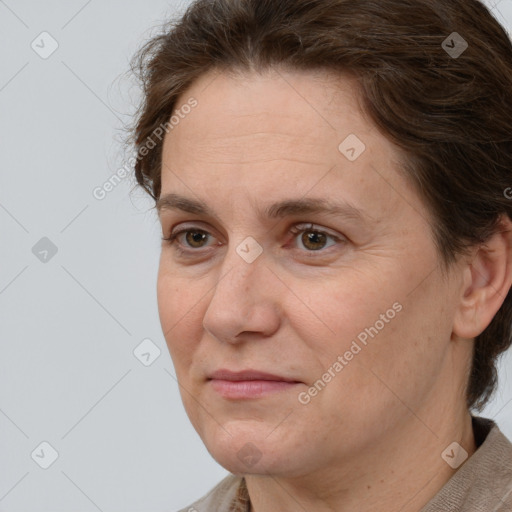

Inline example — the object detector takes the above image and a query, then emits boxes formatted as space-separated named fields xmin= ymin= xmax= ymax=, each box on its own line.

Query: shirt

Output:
xmin=177 ymin=416 xmax=512 ymax=511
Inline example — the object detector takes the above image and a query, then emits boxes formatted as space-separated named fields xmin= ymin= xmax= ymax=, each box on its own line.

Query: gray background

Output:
xmin=0 ymin=0 xmax=511 ymax=510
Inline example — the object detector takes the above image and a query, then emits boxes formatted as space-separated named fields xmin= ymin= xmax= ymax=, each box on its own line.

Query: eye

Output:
xmin=288 ymin=223 xmax=341 ymax=252
xmin=162 ymin=222 xmax=344 ymax=257
xmin=162 ymin=227 xmax=214 ymax=252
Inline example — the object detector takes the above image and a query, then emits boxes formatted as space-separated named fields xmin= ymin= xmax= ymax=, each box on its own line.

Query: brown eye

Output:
xmin=289 ymin=223 xmax=341 ymax=252
xmin=183 ymin=230 xmax=209 ymax=248
xmin=162 ymin=228 xmax=213 ymax=250
xmin=300 ymin=231 xmax=328 ymax=251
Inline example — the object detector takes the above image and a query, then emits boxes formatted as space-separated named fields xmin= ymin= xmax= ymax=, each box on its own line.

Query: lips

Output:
xmin=208 ymin=369 xmax=302 ymax=399
xmin=209 ymin=369 xmax=299 ymax=382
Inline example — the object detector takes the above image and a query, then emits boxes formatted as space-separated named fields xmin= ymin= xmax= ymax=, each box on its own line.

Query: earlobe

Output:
xmin=453 ymin=215 xmax=512 ymax=340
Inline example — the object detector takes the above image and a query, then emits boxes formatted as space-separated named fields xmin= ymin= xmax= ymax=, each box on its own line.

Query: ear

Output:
xmin=453 ymin=214 xmax=512 ymax=339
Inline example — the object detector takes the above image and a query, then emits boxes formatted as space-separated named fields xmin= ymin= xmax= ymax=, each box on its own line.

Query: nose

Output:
xmin=202 ymin=243 xmax=281 ymax=344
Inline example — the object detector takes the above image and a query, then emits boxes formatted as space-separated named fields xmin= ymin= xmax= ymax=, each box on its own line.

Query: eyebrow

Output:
xmin=156 ymin=193 xmax=371 ymax=225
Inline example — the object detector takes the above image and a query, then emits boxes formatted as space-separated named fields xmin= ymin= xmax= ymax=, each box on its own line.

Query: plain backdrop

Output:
xmin=0 ymin=0 xmax=511 ymax=510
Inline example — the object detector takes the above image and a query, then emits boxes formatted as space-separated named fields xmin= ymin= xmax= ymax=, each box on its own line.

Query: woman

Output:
xmin=130 ymin=0 xmax=512 ymax=510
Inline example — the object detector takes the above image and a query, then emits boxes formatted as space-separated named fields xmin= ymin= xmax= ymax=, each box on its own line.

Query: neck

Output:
xmin=245 ymin=407 xmax=476 ymax=512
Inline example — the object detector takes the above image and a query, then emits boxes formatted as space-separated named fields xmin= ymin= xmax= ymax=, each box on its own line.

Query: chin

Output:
xmin=199 ymin=420 xmax=305 ymax=476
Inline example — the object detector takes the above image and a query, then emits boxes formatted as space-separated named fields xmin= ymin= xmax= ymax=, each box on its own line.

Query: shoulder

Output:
xmin=176 ymin=474 xmax=245 ymax=512
xmin=422 ymin=416 xmax=512 ymax=511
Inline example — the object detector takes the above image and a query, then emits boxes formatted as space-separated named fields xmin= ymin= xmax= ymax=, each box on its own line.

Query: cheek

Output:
xmin=290 ymin=266 xmax=443 ymax=395
xmin=156 ymin=269 xmax=204 ymax=369
xmin=291 ymin=273 xmax=397 ymax=358
xmin=157 ymin=270 xmax=209 ymax=430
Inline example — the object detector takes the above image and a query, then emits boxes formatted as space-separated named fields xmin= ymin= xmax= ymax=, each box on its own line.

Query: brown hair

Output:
xmin=130 ymin=0 xmax=512 ymax=411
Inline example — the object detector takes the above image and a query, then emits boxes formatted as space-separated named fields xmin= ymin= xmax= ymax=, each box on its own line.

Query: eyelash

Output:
xmin=161 ymin=223 xmax=344 ymax=257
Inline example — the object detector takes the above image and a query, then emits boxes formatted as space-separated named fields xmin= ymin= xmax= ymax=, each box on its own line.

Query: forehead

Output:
xmin=159 ymin=67 xmax=422 ymax=225
xmin=165 ymin=67 xmax=369 ymax=160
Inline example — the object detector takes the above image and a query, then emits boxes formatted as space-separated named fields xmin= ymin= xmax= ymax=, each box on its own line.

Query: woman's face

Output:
xmin=156 ymin=68 xmax=467 ymax=476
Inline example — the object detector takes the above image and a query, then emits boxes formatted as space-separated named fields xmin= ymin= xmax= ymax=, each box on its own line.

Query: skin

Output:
xmin=156 ymin=67 xmax=512 ymax=511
